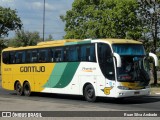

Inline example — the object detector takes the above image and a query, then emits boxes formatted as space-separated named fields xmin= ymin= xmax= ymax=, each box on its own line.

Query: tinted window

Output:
xmin=54 ymin=48 xmax=63 ymax=62
xmin=15 ymin=51 xmax=25 ymax=63
xmin=2 ymin=43 xmax=96 ymax=64
xmin=26 ymin=51 xmax=31 ymax=63
xmin=49 ymin=48 xmax=55 ymax=62
xmin=9 ymin=52 xmax=15 ymax=64
xmin=2 ymin=52 xmax=10 ymax=64
xmin=39 ymin=49 xmax=48 ymax=62
xmin=80 ymin=44 xmax=96 ymax=62
xmin=112 ymin=44 xmax=145 ymax=55
xmin=31 ymin=50 xmax=38 ymax=63
xmin=98 ymin=43 xmax=115 ymax=80
xmin=66 ymin=46 xmax=80 ymax=62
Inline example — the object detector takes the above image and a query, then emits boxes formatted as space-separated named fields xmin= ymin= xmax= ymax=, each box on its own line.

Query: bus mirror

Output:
xmin=113 ymin=53 xmax=121 ymax=67
xmin=149 ymin=53 xmax=159 ymax=66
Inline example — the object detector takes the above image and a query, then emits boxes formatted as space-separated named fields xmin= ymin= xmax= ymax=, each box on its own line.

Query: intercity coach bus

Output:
xmin=1 ymin=39 xmax=159 ymax=102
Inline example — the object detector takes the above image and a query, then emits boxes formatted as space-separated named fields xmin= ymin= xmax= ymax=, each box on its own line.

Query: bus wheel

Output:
xmin=84 ymin=84 xmax=96 ymax=102
xmin=15 ymin=81 xmax=23 ymax=96
xmin=23 ymin=82 xmax=31 ymax=96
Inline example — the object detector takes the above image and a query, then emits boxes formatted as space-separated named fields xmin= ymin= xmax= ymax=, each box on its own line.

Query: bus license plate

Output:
xmin=134 ymin=91 xmax=140 ymax=95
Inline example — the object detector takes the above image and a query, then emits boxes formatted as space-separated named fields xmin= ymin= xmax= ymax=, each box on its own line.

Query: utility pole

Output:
xmin=43 ymin=0 xmax=46 ymax=42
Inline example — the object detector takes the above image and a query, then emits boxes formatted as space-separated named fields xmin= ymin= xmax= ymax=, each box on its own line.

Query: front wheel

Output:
xmin=23 ymin=82 xmax=31 ymax=96
xmin=84 ymin=84 xmax=96 ymax=102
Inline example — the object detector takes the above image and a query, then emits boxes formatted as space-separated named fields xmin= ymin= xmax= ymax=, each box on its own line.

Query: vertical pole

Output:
xmin=43 ymin=0 xmax=46 ymax=42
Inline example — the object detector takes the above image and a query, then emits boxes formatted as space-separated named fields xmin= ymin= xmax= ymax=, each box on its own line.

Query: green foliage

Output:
xmin=0 ymin=6 xmax=22 ymax=38
xmin=138 ymin=0 xmax=160 ymax=53
xmin=0 ymin=39 xmax=8 ymax=53
xmin=138 ymin=0 xmax=160 ymax=85
xmin=61 ymin=0 xmax=143 ymax=39
xmin=9 ymin=30 xmax=42 ymax=47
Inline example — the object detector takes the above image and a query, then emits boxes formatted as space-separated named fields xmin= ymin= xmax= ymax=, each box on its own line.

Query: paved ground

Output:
xmin=0 ymin=73 xmax=160 ymax=120
xmin=0 ymin=87 xmax=160 ymax=120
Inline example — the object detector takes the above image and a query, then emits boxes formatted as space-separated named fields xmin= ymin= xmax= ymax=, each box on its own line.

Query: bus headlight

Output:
xmin=117 ymin=86 xmax=129 ymax=90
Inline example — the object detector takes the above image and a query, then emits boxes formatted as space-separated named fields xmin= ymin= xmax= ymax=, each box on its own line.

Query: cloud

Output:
xmin=0 ymin=0 xmax=74 ymax=40
xmin=0 ymin=0 xmax=16 ymax=8
xmin=31 ymin=2 xmax=52 ymax=11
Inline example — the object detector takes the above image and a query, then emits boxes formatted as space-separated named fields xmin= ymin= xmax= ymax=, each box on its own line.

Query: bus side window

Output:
xmin=22 ymin=51 xmax=26 ymax=63
xmin=80 ymin=44 xmax=96 ymax=62
xmin=15 ymin=52 xmax=19 ymax=63
xmin=81 ymin=45 xmax=87 ymax=61
xmin=48 ymin=49 xmax=54 ymax=62
xmin=9 ymin=52 xmax=15 ymax=64
xmin=90 ymin=45 xmax=96 ymax=62
xmin=68 ymin=46 xmax=78 ymax=62
xmin=55 ymin=48 xmax=63 ymax=62
xmin=15 ymin=51 xmax=25 ymax=64
xmin=76 ymin=46 xmax=80 ymax=61
xmin=2 ymin=52 xmax=10 ymax=64
xmin=26 ymin=51 xmax=31 ymax=63
xmin=64 ymin=47 xmax=69 ymax=62
xmin=31 ymin=50 xmax=38 ymax=63
xmin=39 ymin=49 xmax=48 ymax=62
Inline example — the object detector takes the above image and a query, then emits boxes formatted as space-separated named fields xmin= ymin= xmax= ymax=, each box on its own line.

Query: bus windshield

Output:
xmin=112 ymin=44 xmax=146 ymax=56
xmin=112 ymin=44 xmax=150 ymax=85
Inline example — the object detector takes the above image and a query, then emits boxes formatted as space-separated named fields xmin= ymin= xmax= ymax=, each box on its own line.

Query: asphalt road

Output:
xmin=0 ymin=84 xmax=160 ymax=111
xmin=0 ymin=75 xmax=160 ymax=119
xmin=0 ymin=87 xmax=160 ymax=120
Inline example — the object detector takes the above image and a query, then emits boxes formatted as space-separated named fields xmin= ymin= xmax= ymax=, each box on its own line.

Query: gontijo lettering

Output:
xmin=20 ymin=66 xmax=45 ymax=72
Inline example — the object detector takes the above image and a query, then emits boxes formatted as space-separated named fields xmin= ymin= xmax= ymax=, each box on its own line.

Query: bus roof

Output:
xmin=101 ymin=38 xmax=142 ymax=44
xmin=2 ymin=38 xmax=142 ymax=51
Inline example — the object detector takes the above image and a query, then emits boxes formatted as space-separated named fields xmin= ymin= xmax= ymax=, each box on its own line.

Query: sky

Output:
xmin=0 ymin=0 xmax=74 ymax=40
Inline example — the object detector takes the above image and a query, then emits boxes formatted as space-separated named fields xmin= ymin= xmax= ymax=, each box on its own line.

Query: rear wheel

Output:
xmin=15 ymin=81 xmax=23 ymax=96
xmin=84 ymin=84 xmax=96 ymax=102
xmin=23 ymin=82 xmax=31 ymax=96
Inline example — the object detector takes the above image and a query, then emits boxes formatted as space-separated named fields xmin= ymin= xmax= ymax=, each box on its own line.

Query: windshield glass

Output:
xmin=112 ymin=44 xmax=146 ymax=56
xmin=112 ymin=44 xmax=150 ymax=86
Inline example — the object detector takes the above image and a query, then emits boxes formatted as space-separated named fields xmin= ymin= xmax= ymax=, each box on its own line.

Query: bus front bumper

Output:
xmin=114 ymin=88 xmax=150 ymax=98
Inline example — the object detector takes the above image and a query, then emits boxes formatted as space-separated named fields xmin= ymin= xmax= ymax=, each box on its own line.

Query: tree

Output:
xmin=0 ymin=38 xmax=8 ymax=53
xmin=45 ymin=34 xmax=54 ymax=41
xmin=61 ymin=0 xmax=143 ymax=39
xmin=138 ymin=0 xmax=160 ymax=85
xmin=10 ymin=30 xmax=42 ymax=47
xmin=0 ymin=7 xmax=22 ymax=38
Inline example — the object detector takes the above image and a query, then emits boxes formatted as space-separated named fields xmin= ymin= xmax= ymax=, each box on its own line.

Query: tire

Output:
xmin=84 ymin=84 xmax=96 ymax=102
xmin=15 ymin=81 xmax=23 ymax=96
xmin=23 ymin=82 xmax=31 ymax=96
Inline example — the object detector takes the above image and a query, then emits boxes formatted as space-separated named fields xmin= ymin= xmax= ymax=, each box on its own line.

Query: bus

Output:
xmin=1 ymin=39 xmax=159 ymax=102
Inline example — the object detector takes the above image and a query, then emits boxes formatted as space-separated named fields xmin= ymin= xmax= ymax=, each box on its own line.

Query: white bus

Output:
xmin=1 ymin=39 xmax=158 ymax=102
